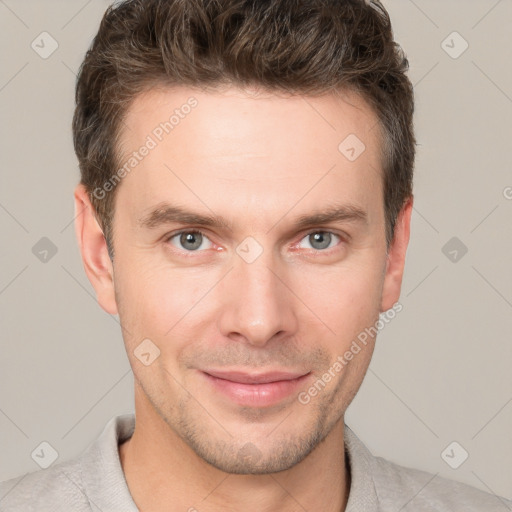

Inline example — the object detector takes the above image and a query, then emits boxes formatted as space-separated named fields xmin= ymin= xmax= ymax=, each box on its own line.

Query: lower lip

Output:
xmin=202 ymin=372 xmax=310 ymax=407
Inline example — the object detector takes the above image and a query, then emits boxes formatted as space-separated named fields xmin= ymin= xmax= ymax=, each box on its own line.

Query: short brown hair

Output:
xmin=73 ymin=0 xmax=415 ymax=257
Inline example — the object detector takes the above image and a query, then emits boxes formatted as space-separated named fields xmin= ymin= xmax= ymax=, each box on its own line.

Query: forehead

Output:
xmin=120 ymin=85 xmax=380 ymax=157
xmin=115 ymin=86 xmax=383 ymax=229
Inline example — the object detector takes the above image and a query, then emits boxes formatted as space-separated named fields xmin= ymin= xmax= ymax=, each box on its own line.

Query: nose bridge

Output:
xmin=218 ymin=246 xmax=296 ymax=346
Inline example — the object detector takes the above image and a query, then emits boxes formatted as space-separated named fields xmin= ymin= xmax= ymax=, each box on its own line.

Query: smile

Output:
xmin=200 ymin=369 xmax=311 ymax=407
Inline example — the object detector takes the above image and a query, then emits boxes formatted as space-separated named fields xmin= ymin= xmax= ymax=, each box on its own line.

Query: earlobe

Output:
xmin=73 ymin=184 xmax=118 ymax=315
xmin=380 ymin=196 xmax=413 ymax=312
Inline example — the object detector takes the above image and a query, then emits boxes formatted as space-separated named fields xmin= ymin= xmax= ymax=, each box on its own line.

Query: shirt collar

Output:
xmin=80 ymin=414 xmax=138 ymax=512
xmin=80 ymin=414 xmax=380 ymax=511
xmin=343 ymin=424 xmax=380 ymax=511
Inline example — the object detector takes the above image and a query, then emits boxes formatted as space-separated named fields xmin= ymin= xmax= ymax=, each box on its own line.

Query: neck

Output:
xmin=119 ymin=389 xmax=351 ymax=512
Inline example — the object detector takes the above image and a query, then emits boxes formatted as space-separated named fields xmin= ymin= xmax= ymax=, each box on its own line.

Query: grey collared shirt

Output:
xmin=1 ymin=414 xmax=510 ymax=511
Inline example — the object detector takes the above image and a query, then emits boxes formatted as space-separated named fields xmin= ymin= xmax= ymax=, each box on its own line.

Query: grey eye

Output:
xmin=300 ymin=232 xmax=340 ymax=251
xmin=169 ymin=231 xmax=212 ymax=251
xmin=180 ymin=232 xmax=203 ymax=250
xmin=309 ymin=232 xmax=331 ymax=250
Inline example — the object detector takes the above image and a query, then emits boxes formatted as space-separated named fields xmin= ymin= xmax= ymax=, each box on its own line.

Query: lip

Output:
xmin=201 ymin=369 xmax=311 ymax=407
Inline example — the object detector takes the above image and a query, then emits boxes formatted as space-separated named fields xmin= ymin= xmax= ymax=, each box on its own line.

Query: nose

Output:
xmin=217 ymin=249 xmax=298 ymax=347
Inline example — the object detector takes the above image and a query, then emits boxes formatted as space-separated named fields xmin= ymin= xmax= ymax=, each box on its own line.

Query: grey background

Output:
xmin=0 ymin=0 xmax=511 ymax=502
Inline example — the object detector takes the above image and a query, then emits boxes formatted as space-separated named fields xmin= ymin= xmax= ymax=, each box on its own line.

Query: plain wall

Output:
xmin=0 ymin=0 xmax=511 ymax=500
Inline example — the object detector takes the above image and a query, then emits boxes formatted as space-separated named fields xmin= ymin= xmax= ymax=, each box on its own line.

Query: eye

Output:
xmin=167 ymin=230 xmax=213 ymax=252
xmin=298 ymin=231 xmax=341 ymax=251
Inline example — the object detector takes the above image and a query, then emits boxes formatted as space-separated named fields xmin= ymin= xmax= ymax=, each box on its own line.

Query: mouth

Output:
xmin=200 ymin=369 xmax=311 ymax=407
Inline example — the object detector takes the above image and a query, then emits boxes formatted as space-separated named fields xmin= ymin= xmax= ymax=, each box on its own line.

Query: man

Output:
xmin=1 ymin=0 xmax=510 ymax=510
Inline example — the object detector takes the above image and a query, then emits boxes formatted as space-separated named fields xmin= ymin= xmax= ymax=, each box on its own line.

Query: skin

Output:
xmin=74 ymin=85 xmax=412 ymax=512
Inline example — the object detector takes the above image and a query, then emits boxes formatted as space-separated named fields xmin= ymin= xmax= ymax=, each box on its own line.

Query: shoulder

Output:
xmin=0 ymin=457 xmax=91 ymax=512
xmin=343 ymin=425 xmax=511 ymax=512
xmin=0 ymin=414 xmax=136 ymax=512
xmin=370 ymin=453 xmax=512 ymax=511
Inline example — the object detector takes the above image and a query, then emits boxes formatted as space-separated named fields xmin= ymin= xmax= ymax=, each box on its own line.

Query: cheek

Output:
xmin=297 ymin=260 xmax=384 ymax=339
xmin=114 ymin=260 xmax=201 ymax=343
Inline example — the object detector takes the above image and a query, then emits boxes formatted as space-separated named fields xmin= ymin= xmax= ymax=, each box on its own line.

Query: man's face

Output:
xmin=89 ymin=86 xmax=407 ymax=473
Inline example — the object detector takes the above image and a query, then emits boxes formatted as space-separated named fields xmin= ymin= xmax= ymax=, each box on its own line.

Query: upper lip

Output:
xmin=202 ymin=369 xmax=309 ymax=384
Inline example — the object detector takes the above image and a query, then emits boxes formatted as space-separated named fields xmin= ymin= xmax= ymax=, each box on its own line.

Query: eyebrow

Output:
xmin=293 ymin=203 xmax=368 ymax=230
xmin=139 ymin=204 xmax=231 ymax=230
xmin=138 ymin=202 xmax=368 ymax=231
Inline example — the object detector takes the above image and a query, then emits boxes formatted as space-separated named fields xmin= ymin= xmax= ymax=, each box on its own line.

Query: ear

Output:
xmin=74 ymin=184 xmax=118 ymax=315
xmin=380 ymin=196 xmax=413 ymax=312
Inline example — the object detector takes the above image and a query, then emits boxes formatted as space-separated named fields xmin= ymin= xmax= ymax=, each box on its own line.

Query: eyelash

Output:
xmin=164 ymin=229 xmax=345 ymax=255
